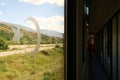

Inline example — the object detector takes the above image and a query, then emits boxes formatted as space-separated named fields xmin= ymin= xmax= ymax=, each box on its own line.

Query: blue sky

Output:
xmin=0 ymin=0 xmax=64 ymax=33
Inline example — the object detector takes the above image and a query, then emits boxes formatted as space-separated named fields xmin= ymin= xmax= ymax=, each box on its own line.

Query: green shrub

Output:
xmin=43 ymin=71 xmax=54 ymax=80
xmin=0 ymin=37 xmax=9 ymax=50
xmin=41 ymin=51 xmax=51 ymax=56
xmin=0 ymin=65 xmax=7 ymax=72
xmin=55 ymin=44 xmax=61 ymax=48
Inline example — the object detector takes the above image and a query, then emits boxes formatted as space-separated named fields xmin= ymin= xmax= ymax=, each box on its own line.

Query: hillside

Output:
xmin=0 ymin=22 xmax=64 ymax=38
xmin=0 ymin=23 xmax=63 ymax=45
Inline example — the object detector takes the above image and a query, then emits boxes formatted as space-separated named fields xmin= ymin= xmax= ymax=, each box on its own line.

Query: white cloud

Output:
xmin=25 ymin=16 xmax=64 ymax=33
xmin=0 ymin=19 xmax=6 ymax=22
xmin=19 ymin=0 xmax=64 ymax=6
xmin=0 ymin=2 xmax=6 ymax=6
xmin=0 ymin=11 xmax=3 ymax=15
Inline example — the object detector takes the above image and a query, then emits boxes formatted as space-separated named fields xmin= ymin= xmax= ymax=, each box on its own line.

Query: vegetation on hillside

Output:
xmin=0 ymin=23 xmax=63 ymax=50
xmin=0 ymin=37 xmax=9 ymax=50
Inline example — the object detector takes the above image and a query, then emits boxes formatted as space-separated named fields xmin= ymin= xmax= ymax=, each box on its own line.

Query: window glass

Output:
xmin=0 ymin=0 xmax=64 ymax=79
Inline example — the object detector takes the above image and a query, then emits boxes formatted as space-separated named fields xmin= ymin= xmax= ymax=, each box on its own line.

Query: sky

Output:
xmin=0 ymin=0 xmax=64 ymax=33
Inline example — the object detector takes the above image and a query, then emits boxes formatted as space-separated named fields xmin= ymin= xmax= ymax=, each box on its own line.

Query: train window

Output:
xmin=84 ymin=1 xmax=89 ymax=15
xmin=86 ymin=7 xmax=89 ymax=15
xmin=0 ymin=0 xmax=64 ymax=80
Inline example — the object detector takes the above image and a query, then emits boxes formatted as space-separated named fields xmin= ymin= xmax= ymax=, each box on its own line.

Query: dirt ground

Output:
xmin=0 ymin=44 xmax=62 ymax=57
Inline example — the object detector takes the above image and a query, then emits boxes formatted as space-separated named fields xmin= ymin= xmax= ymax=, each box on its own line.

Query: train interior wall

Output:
xmin=94 ymin=11 xmax=120 ymax=80
xmin=81 ymin=0 xmax=120 ymax=80
xmin=67 ymin=0 xmax=120 ymax=80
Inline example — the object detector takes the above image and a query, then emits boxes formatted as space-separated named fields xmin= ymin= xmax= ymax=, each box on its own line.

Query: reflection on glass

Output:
xmin=0 ymin=0 xmax=64 ymax=79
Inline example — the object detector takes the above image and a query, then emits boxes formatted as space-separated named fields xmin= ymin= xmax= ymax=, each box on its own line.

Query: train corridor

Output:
xmin=90 ymin=58 xmax=110 ymax=80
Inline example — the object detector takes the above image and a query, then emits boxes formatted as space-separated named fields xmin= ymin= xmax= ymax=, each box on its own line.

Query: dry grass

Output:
xmin=0 ymin=47 xmax=64 ymax=80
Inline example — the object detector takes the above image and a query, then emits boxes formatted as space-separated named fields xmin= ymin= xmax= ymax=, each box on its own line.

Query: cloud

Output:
xmin=0 ymin=11 xmax=3 ymax=15
xmin=25 ymin=16 xmax=64 ymax=33
xmin=19 ymin=0 xmax=64 ymax=6
xmin=0 ymin=2 xmax=6 ymax=6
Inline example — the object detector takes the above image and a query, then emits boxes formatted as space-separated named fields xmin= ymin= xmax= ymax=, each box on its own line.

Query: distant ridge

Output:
xmin=0 ymin=22 xmax=63 ymax=44
xmin=41 ymin=29 xmax=63 ymax=38
xmin=0 ymin=21 xmax=63 ymax=38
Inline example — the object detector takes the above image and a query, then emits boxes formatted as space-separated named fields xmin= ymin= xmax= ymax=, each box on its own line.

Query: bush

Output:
xmin=0 ymin=37 xmax=9 ymax=50
xmin=43 ymin=71 xmax=54 ymax=80
xmin=41 ymin=51 xmax=51 ymax=56
xmin=55 ymin=44 xmax=61 ymax=48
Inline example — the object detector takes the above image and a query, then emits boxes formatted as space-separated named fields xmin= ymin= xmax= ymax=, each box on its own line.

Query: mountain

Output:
xmin=0 ymin=21 xmax=36 ymax=32
xmin=0 ymin=21 xmax=63 ymax=38
xmin=41 ymin=29 xmax=63 ymax=38
xmin=0 ymin=22 xmax=63 ymax=45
